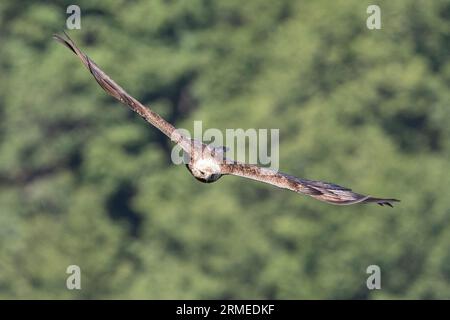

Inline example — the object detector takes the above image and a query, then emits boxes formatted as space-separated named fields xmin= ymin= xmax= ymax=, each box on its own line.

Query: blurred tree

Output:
xmin=0 ymin=0 xmax=449 ymax=299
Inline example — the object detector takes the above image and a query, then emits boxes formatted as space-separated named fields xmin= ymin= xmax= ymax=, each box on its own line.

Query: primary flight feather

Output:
xmin=53 ymin=32 xmax=400 ymax=207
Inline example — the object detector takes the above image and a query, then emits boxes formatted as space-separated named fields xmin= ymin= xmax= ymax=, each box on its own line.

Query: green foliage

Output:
xmin=0 ymin=0 xmax=449 ymax=299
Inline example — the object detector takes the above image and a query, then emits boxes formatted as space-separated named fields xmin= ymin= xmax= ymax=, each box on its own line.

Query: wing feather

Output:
xmin=220 ymin=162 xmax=400 ymax=206
xmin=53 ymin=32 xmax=191 ymax=152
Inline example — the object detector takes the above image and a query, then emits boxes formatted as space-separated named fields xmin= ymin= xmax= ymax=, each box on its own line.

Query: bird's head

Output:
xmin=186 ymin=158 xmax=223 ymax=183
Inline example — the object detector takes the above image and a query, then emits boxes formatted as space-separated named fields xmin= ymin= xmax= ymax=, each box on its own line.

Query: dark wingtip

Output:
xmin=376 ymin=198 xmax=400 ymax=208
xmin=53 ymin=32 xmax=76 ymax=54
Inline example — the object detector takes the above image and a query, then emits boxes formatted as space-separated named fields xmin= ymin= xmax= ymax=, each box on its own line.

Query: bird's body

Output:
xmin=53 ymin=32 xmax=400 ymax=207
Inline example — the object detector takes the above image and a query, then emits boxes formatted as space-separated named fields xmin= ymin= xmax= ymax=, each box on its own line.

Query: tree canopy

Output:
xmin=0 ymin=0 xmax=449 ymax=299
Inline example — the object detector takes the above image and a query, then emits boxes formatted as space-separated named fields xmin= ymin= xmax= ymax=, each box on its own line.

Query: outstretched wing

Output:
xmin=220 ymin=162 xmax=400 ymax=206
xmin=53 ymin=32 xmax=191 ymax=152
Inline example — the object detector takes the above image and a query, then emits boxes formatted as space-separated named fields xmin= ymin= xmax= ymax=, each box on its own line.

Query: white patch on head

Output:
xmin=194 ymin=158 xmax=221 ymax=174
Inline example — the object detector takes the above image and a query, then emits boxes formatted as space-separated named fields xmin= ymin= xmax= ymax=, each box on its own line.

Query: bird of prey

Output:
xmin=53 ymin=32 xmax=400 ymax=207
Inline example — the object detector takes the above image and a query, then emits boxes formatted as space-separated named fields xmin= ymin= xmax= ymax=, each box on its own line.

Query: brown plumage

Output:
xmin=53 ymin=32 xmax=400 ymax=207
xmin=219 ymin=163 xmax=399 ymax=206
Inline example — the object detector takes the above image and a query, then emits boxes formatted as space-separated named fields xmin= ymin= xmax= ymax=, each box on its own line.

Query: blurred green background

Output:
xmin=0 ymin=0 xmax=449 ymax=299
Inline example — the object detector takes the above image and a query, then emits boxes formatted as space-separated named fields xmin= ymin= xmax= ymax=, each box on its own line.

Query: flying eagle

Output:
xmin=53 ymin=32 xmax=399 ymax=207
